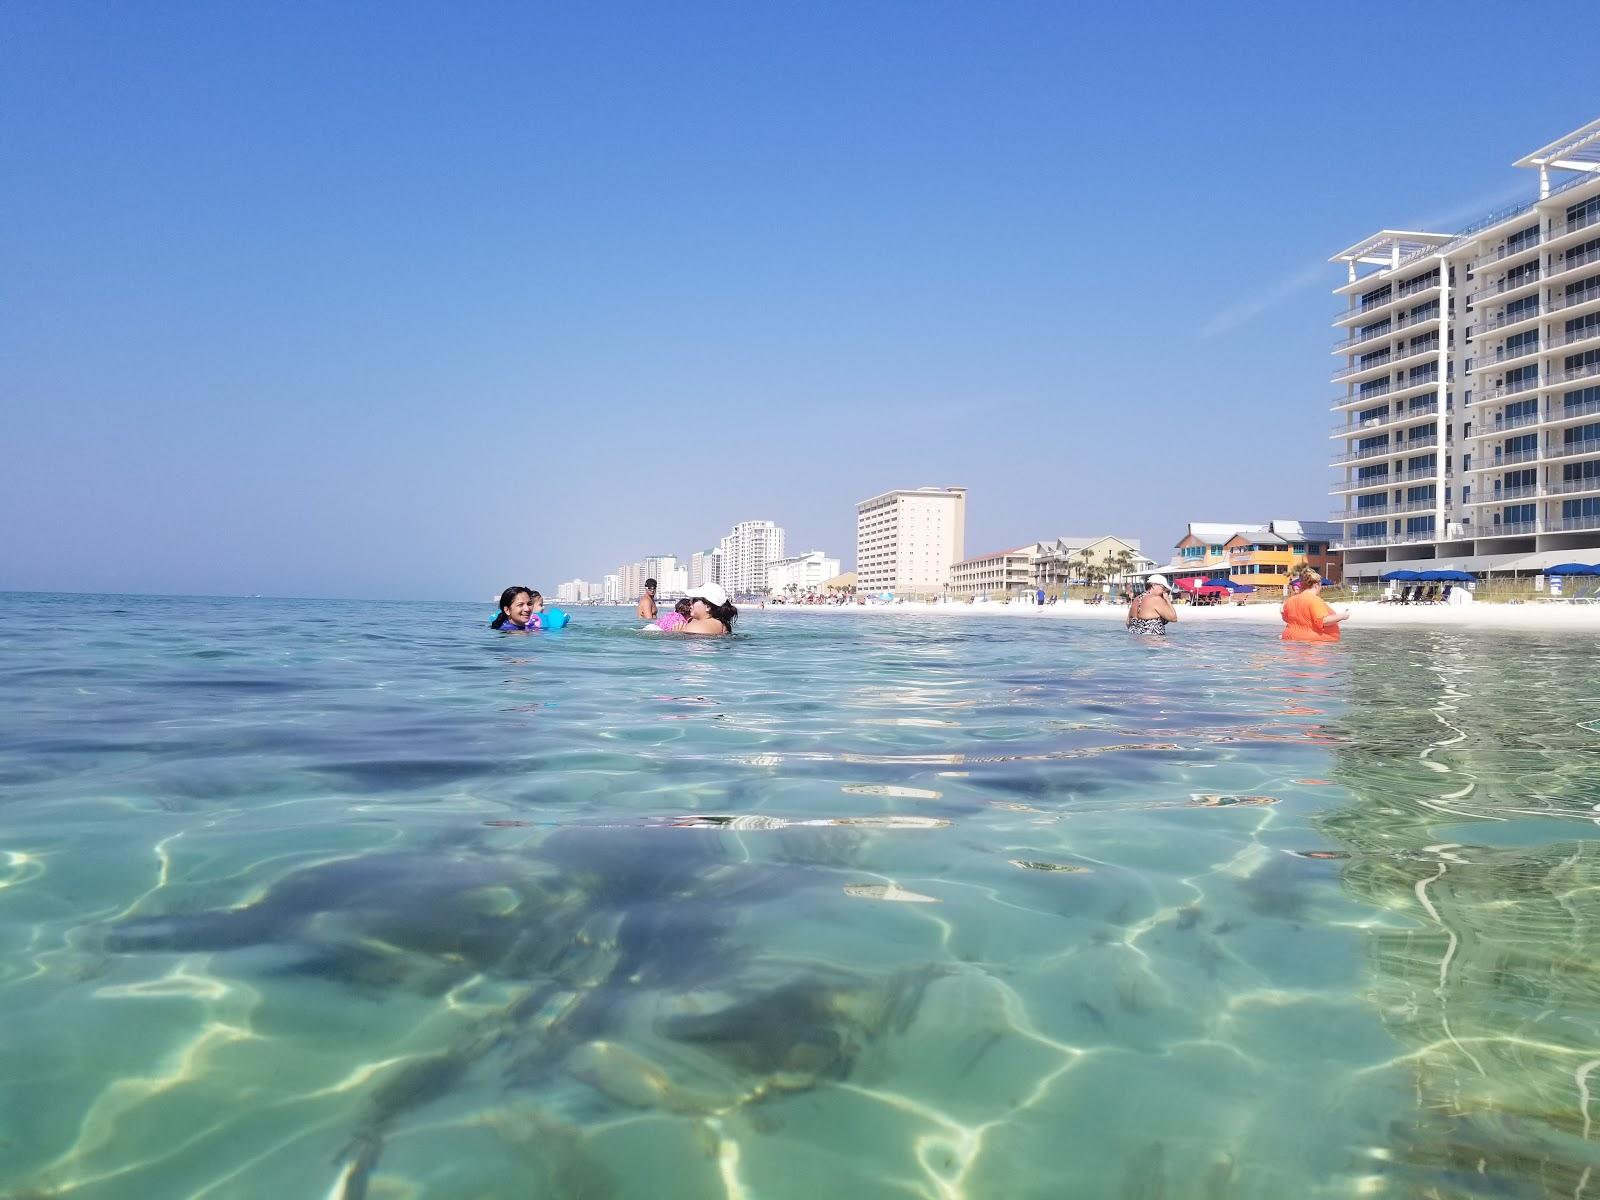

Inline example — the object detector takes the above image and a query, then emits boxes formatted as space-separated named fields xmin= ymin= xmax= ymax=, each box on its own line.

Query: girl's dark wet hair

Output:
xmin=674 ymin=598 xmax=693 ymax=618
xmin=491 ymin=586 xmax=533 ymax=629
xmin=705 ymin=600 xmax=738 ymax=631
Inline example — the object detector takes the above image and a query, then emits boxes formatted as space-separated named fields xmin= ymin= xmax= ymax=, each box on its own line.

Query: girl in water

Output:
xmin=651 ymin=598 xmax=694 ymax=633
xmin=491 ymin=587 xmax=545 ymax=630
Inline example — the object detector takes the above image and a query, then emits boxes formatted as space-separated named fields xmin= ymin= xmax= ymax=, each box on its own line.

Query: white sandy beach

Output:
xmin=761 ymin=598 xmax=1600 ymax=630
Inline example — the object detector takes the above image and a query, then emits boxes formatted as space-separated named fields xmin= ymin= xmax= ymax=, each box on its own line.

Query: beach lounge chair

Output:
xmin=1440 ymin=585 xmax=1452 ymax=603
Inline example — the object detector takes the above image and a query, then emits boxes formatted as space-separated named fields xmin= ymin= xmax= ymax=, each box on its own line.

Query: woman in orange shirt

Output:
xmin=1281 ymin=566 xmax=1349 ymax=642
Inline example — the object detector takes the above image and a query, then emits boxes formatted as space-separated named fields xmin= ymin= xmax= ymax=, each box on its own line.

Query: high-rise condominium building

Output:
xmin=855 ymin=486 xmax=967 ymax=597
xmin=1330 ymin=118 xmax=1600 ymax=582
xmin=718 ymin=521 xmax=785 ymax=595
xmin=689 ymin=548 xmax=723 ymax=589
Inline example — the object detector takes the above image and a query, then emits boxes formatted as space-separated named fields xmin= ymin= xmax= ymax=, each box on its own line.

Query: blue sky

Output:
xmin=3 ymin=2 xmax=1595 ymax=599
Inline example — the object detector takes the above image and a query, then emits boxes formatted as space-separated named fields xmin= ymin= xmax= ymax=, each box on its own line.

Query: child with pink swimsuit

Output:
xmin=653 ymin=598 xmax=694 ymax=632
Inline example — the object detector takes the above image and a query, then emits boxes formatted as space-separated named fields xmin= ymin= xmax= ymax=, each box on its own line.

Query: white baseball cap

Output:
xmin=1145 ymin=575 xmax=1170 ymax=591
xmin=688 ymin=582 xmax=730 ymax=607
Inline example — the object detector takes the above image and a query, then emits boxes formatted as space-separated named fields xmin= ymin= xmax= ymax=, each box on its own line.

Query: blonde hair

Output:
xmin=1293 ymin=565 xmax=1322 ymax=589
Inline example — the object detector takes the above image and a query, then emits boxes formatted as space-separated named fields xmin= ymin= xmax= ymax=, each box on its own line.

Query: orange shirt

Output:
xmin=1281 ymin=590 xmax=1340 ymax=642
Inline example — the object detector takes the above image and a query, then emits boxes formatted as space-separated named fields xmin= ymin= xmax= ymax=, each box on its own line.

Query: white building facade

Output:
xmin=718 ymin=521 xmax=785 ymax=595
xmin=855 ymin=486 xmax=967 ymax=597
xmin=766 ymin=551 xmax=840 ymax=595
xmin=1330 ymin=119 xmax=1600 ymax=581
xmin=950 ymin=546 xmax=1036 ymax=597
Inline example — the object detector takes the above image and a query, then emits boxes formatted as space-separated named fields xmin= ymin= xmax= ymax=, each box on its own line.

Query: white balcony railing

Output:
xmin=1550 ymin=439 xmax=1600 ymax=461
xmin=1551 ymin=207 xmax=1600 ymax=241
xmin=1331 ymin=399 xmax=1439 ymax=436
xmin=1476 ymin=266 xmax=1541 ymax=299
xmin=1477 ymin=238 xmax=1541 ymax=267
xmin=1551 ymin=282 xmax=1600 ymax=313
xmin=1551 ymin=244 xmax=1600 ymax=282
xmin=1481 ymin=303 xmax=1541 ymax=333
xmin=1545 ymin=478 xmax=1600 ymax=497
xmin=1483 ymin=520 xmax=1539 ymax=537
xmin=1560 ymin=513 xmax=1600 ymax=532
xmin=1332 ymin=352 xmax=1393 ymax=382
xmin=1332 ymin=324 xmax=1394 ymax=354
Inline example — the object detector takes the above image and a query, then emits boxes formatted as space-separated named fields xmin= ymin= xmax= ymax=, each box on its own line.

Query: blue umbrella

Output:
xmin=1202 ymin=578 xmax=1238 ymax=589
xmin=1232 ymin=584 xmax=1258 ymax=593
xmin=1435 ymin=570 xmax=1476 ymax=582
xmin=1380 ymin=569 xmax=1420 ymax=582
xmin=1543 ymin=563 xmax=1598 ymax=576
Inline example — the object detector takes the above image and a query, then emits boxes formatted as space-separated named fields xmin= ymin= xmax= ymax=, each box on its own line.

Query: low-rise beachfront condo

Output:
xmin=1330 ymin=117 xmax=1600 ymax=584
xmin=1143 ymin=521 xmax=1339 ymax=596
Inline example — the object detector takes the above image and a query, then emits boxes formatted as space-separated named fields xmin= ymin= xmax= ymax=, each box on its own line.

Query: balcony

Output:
xmin=1481 ymin=521 xmax=1539 ymax=537
xmin=1331 ymin=323 xmax=1394 ymax=354
xmin=1551 ymin=207 xmax=1600 ymax=242
xmin=1477 ymin=237 xmax=1540 ymax=268
xmin=1551 ymin=243 xmax=1600 ymax=283
xmin=1331 ymin=382 xmax=1393 ymax=410
xmin=1331 ymin=442 xmax=1398 ymax=465
xmin=1564 ymin=324 xmax=1600 ymax=349
xmin=1479 ymin=447 xmax=1541 ymax=468
xmin=1560 ymin=513 xmax=1600 ymax=532
xmin=1489 ymin=409 xmax=1542 ymax=433
xmin=1332 ymin=293 xmax=1396 ymax=324
xmin=1475 ymin=266 xmax=1541 ymax=300
xmin=1545 ymin=477 xmax=1600 ymax=498
xmin=1331 ymin=399 xmax=1438 ymax=436
xmin=1397 ymin=305 xmax=1441 ymax=331
xmin=1482 ymin=340 xmax=1542 ymax=367
xmin=1330 ymin=465 xmax=1439 ymax=493
xmin=1550 ymin=438 xmax=1600 ymax=461
xmin=1480 ymin=302 xmax=1541 ymax=334
xmin=1332 ymin=505 xmax=1387 ymax=522
xmin=1555 ymin=361 xmax=1600 ymax=386
xmin=1466 ymin=485 xmax=1539 ymax=506
xmin=1548 ymin=397 xmax=1600 ymax=426
xmin=1551 ymin=281 xmax=1600 ymax=314
xmin=1476 ymin=376 xmax=1544 ymax=404
xmin=1390 ymin=369 xmax=1442 ymax=399
xmin=1397 ymin=274 xmax=1442 ymax=300
xmin=1332 ymin=352 xmax=1393 ymax=383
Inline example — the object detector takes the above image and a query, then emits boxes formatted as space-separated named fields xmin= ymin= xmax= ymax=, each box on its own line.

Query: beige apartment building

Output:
xmin=855 ymin=486 xmax=967 ymax=597
xmin=950 ymin=545 xmax=1036 ymax=598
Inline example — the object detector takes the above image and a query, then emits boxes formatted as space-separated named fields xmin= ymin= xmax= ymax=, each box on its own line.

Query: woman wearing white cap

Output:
xmin=1127 ymin=575 xmax=1178 ymax=636
xmin=682 ymin=582 xmax=738 ymax=635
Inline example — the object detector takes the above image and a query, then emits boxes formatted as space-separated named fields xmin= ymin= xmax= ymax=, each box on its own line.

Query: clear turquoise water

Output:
xmin=3 ymin=593 xmax=1600 ymax=1198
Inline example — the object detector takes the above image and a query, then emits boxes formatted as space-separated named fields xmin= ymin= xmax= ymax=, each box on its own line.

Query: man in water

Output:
xmin=637 ymin=578 xmax=658 ymax=620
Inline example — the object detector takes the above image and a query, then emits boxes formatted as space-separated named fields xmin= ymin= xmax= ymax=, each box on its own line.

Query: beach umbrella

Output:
xmin=1379 ymin=569 xmax=1420 ymax=582
xmin=1435 ymin=569 xmax=1476 ymax=582
xmin=1542 ymin=563 xmax=1598 ymax=576
xmin=1202 ymin=578 xmax=1239 ymax=590
xmin=1232 ymin=584 xmax=1258 ymax=593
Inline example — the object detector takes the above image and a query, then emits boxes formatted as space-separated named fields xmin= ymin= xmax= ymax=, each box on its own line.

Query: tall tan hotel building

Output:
xmin=855 ymin=487 xmax=966 ymax=598
xmin=1330 ymin=118 xmax=1600 ymax=580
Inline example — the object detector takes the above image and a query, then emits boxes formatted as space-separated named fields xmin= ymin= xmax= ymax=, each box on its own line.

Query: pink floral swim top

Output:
xmin=655 ymin=611 xmax=687 ymax=632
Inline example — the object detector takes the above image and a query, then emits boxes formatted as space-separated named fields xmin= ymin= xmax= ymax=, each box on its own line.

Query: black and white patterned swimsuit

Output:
xmin=1127 ymin=613 xmax=1167 ymax=636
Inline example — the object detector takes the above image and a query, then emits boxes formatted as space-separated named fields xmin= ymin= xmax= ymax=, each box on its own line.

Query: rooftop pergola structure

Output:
xmin=1329 ymin=230 xmax=1454 ymax=284
xmin=1515 ymin=117 xmax=1600 ymax=198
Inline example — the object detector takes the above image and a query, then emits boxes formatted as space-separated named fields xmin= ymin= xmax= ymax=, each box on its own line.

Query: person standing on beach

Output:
xmin=637 ymin=578 xmax=658 ymax=620
xmin=1127 ymin=575 xmax=1178 ymax=636
xmin=1281 ymin=566 xmax=1348 ymax=642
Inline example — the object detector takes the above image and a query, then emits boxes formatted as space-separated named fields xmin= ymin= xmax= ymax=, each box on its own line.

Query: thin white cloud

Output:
xmin=1406 ymin=179 xmax=1536 ymax=236
xmin=1198 ymin=179 xmax=1539 ymax=341
xmin=1197 ymin=261 xmax=1327 ymax=340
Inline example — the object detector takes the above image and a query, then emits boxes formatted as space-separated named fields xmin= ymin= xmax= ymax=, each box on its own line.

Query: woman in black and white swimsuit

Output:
xmin=1127 ymin=575 xmax=1179 ymax=636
